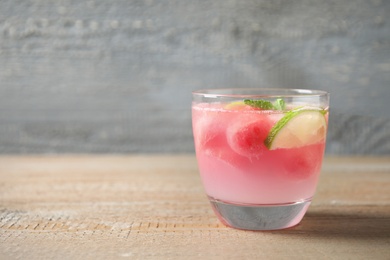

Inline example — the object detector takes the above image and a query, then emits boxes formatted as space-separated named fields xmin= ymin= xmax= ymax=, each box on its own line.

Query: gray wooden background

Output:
xmin=0 ymin=0 xmax=389 ymax=155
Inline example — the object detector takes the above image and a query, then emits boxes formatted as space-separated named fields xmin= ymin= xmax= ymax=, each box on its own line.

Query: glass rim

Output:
xmin=192 ymin=88 xmax=329 ymax=98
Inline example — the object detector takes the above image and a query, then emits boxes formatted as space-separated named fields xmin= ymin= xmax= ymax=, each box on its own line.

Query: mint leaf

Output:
xmin=244 ymin=98 xmax=286 ymax=110
xmin=273 ymin=98 xmax=286 ymax=110
xmin=244 ymin=99 xmax=274 ymax=110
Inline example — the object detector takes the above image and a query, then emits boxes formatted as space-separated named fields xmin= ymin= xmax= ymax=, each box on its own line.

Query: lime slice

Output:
xmin=264 ymin=109 xmax=327 ymax=150
xmin=224 ymin=101 xmax=247 ymax=110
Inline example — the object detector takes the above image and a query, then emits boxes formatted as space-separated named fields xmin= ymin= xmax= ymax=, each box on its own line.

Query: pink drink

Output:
xmin=192 ymin=89 xmax=329 ymax=230
xmin=192 ymin=103 xmax=326 ymax=205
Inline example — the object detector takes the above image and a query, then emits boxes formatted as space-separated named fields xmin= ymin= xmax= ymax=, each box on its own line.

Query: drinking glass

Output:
xmin=192 ymin=88 xmax=329 ymax=230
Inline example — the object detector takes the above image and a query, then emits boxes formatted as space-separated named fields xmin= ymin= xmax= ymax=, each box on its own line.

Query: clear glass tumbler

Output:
xmin=192 ymin=88 xmax=329 ymax=230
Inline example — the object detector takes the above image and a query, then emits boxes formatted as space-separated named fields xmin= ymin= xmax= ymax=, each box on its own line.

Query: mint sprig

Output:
xmin=273 ymin=98 xmax=285 ymax=110
xmin=244 ymin=99 xmax=274 ymax=110
xmin=244 ymin=98 xmax=286 ymax=110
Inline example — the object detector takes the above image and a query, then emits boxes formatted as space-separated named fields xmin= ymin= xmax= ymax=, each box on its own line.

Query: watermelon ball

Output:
xmin=226 ymin=114 xmax=273 ymax=158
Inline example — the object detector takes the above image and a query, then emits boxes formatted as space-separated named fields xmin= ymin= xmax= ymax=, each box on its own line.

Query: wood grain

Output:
xmin=0 ymin=155 xmax=389 ymax=259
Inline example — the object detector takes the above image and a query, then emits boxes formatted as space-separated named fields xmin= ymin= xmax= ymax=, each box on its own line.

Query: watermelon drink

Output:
xmin=192 ymin=88 xmax=329 ymax=230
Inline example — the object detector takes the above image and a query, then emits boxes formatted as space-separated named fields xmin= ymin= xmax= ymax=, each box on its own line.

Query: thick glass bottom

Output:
xmin=209 ymin=197 xmax=311 ymax=231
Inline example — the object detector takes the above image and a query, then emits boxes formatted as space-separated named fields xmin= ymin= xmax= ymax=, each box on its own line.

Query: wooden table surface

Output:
xmin=1 ymin=155 xmax=389 ymax=260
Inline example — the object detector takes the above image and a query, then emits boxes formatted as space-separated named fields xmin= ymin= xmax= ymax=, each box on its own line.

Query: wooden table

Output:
xmin=1 ymin=155 xmax=389 ymax=259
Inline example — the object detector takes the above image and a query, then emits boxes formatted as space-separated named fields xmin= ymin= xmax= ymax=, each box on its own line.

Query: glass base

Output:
xmin=209 ymin=197 xmax=311 ymax=231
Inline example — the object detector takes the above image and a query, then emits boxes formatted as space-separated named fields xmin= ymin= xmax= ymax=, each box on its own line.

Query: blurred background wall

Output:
xmin=0 ymin=0 xmax=389 ymax=155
